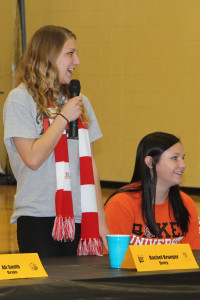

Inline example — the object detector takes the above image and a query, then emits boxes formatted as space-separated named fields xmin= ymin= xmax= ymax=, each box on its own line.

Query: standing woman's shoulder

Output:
xmin=4 ymin=83 xmax=38 ymax=125
xmin=5 ymin=83 xmax=34 ymax=106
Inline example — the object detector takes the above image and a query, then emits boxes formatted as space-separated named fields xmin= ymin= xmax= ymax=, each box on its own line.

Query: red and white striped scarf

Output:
xmin=43 ymin=117 xmax=102 ymax=256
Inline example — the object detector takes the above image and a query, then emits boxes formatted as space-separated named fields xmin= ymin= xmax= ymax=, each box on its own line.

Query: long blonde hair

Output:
xmin=15 ymin=25 xmax=88 ymax=125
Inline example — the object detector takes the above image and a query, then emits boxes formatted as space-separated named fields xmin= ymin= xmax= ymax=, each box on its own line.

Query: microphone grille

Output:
xmin=69 ymin=79 xmax=81 ymax=94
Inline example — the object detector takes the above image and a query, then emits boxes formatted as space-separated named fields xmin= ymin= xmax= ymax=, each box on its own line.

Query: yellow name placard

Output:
xmin=0 ymin=253 xmax=48 ymax=280
xmin=120 ymin=244 xmax=199 ymax=272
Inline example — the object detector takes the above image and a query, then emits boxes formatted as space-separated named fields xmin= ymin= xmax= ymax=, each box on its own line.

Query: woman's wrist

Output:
xmin=57 ymin=113 xmax=69 ymax=123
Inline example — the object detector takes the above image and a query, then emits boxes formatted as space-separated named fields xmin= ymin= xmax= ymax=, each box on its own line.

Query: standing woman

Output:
xmin=105 ymin=132 xmax=200 ymax=249
xmin=4 ymin=25 xmax=108 ymax=257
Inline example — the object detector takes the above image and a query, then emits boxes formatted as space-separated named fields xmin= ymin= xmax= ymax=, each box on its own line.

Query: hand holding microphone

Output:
xmin=60 ymin=79 xmax=82 ymax=138
xmin=68 ymin=79 xmax=81 ymax=139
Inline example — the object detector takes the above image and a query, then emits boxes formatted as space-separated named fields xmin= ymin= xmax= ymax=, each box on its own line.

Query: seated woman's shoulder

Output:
xmin=105 ymin=183 xmax=142 ymax=208
xmin=180 ymin=190 xmax=194 ymax=202
xmin=180 ymin=190 xmax=197 ymax=210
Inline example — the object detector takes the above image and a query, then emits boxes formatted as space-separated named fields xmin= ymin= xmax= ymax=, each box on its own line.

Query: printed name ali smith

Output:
xmin=1 ymin=264 xmax=20 ymax=274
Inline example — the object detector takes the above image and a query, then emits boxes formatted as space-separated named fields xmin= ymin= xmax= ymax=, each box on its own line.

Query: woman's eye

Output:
xmin=171 ymin=156 xmax=177 ymax=160
xmin=67 ymin=52 xmax=73 ymax=56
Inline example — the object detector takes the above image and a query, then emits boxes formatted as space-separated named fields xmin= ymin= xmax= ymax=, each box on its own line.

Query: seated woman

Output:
xmin=104 ymin=132 xmax=200 ymax=250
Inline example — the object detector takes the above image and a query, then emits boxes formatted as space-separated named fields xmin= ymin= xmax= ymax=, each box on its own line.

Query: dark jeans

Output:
xmin=17 ymin=216 xmax=81 ymax=258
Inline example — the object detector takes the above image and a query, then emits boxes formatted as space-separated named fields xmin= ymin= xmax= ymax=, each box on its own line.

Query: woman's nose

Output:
xmin=180 ymin=159 xmax=186 ymax=169
xmin=73 ymin=54 xmax=80 ymax=66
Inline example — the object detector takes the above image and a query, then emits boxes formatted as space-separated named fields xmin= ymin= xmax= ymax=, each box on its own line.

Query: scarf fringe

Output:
xmin=77 ymin=238 xmax=102 ymax=256
xmin=52 ymin=215 xmax=75 ymax=242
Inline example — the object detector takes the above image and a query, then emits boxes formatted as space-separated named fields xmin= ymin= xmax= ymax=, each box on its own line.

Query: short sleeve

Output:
xmin=180 ymin=192 xmax=200 ymax=250
xmin=3 ymin=86 xmax=40 ymax=151
xmin=105 ymin=193 xmax=135 ymax=235
xmin=182 ymin=202 xmax=200 ymax=249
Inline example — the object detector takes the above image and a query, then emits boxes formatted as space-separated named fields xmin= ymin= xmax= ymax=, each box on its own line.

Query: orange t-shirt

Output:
xmin=104 ymin=190 xmax=200 ymax=251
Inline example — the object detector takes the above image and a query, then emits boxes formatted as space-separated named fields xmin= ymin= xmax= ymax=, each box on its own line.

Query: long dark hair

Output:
xmin=105 ymin=132 xmax=190 ymax=236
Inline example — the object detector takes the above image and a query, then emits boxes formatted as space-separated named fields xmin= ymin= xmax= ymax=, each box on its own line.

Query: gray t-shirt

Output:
xmin=3 ymin=83 xmax=103 ymax=224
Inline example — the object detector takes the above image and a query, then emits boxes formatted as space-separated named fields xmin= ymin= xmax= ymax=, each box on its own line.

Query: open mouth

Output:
xmin=67 ymin=68 xmax=74 ymax=74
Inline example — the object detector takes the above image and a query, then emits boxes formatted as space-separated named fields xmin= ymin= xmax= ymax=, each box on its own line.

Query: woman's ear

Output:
xmin=144 ymin=156 xmax=153 ymax=169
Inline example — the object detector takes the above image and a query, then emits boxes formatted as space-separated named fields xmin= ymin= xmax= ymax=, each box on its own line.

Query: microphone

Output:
xmin=68 ymin=79 xmax=81 ymax=139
